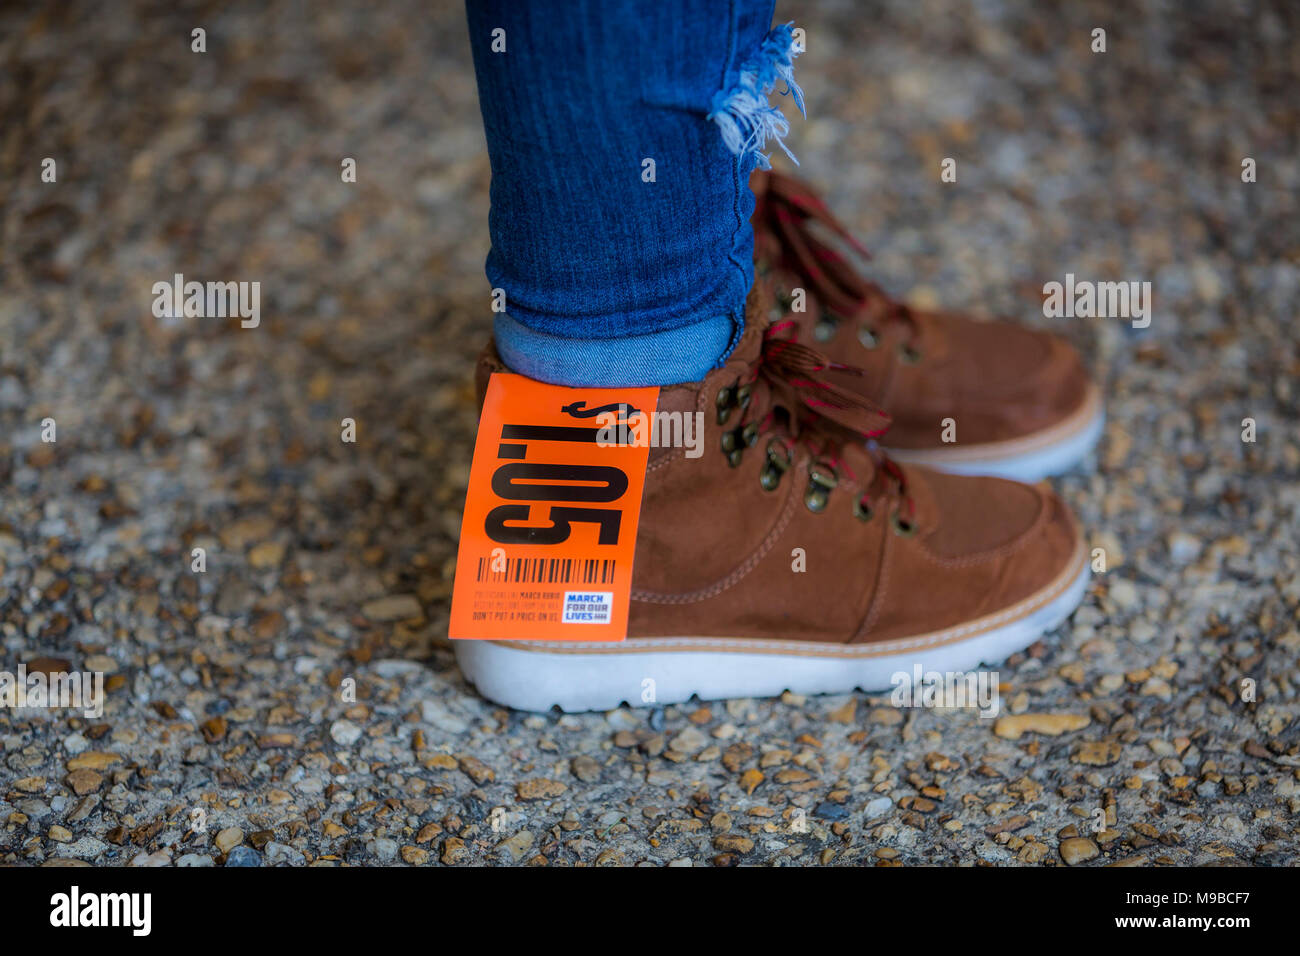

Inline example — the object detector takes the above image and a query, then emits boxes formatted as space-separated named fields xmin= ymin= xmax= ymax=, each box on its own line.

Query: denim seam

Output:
xmin=721 ymin=0 xmax=746 ymax=367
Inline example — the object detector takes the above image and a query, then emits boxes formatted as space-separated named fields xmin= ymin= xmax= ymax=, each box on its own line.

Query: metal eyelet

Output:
xmin=898 ymin=343 xmax=922 ymax=365
xmin=759 ymin=440 xmax=793 ymax=491
xmin=723 ymin=421 xmax=761 ymax=469
xmin=721 ymin=422 xmax=757 ymax=454
xmin=890 ymin=509 xmax=918 ymax=537
xmin=735 ymin=383 xmax=752 ymax=410
xmin=857 ymin=325 xmax=880 ymax=349
xmin=853 ymin=498 xmax=875 ymax=522
xmin=813 ymin=319 xmax=837 ymax=342
xmin=716 ymin=385 xmax=735 ymax=425
xmin=804 ymin=466 xmax=838 ymax=513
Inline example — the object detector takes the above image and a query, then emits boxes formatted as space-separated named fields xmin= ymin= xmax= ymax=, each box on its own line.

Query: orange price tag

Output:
xmin=449 ymin=373 xmax=660 ymax=642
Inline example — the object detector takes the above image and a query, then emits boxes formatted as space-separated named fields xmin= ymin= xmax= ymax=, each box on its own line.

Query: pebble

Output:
xmin=215 ymin=828 xmax=244 ymax=854
xmin=606 ymin=709 xmax=640 ymax=731
xmin=496 ymin=831 xmax=535 ymax=861
xmin=827 ymin=698 xmax=857 ymax=723
xmin=441 ymin=838 xmax=468 ymax=865
xmin=458 ymin=755 xmax=495 ymax=784
xmin=993 ymin=713 xmax=1090 ymax=740
xmin=1140 ymin=677 xmax=1173 ymax=699
xmin=265 ymin=842 xmax=306 ymax=865
xmin=814 ymin=801 xmax=850 ymax=821
xmin=201 ymin=717 xmax=228 ymax=743
xmin=401 ymin=846 xmax=429 ymax=865
xmin=1168 ymin=532 xmax=1201 ymax=564
xmin=360 ymin=594 xmax=424 ymax=622
xmin=371 ymin=660 xmax=424 ymax=677
xmin=865 ymin=797 xmax=894 ymax=819
xmin=1108 ymin=580 xmax=1139 ymax=610
xmin=248 ymin=541 xmax=285 ymax=569
xmin=712 ymin=834 xmax=754 ymax=854
xmin=1059 ymin=838 xmax=1100 ymax=865
xmin=83 ymin=655 xmax=118 ymax=673
xmin=668 ymin=726 xmax=708 ymax=754
xmin=130 ymin=851 xmax=172 ymax=867
xmin=67 ymin=796 xmax=99 ymax=823
xmin=1073 ymin=741 xmax=1122 ymax=766
xmin=517 ymin=778 xmax=567 ymax=800
xmin=65 ymin=752 xmax=121 ymax=772
xmin=418 ymin=702 xmax=468 ymax=735
xmin=1128 ymin=621 xmax=1158 ymax=643
xmin=571 ymin=755 xmax=602 ymax=784
xmin=329 ymin=719 xmax=363 ymax=746
xmin=224 ymin=846 xmax=262 ymax=868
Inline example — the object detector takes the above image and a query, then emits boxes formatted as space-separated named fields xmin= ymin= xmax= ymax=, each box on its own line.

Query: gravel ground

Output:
xmin=2 ymin=0 xmax=1298 ymax=867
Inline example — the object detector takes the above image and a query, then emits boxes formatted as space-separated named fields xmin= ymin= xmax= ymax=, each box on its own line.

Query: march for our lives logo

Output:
xmin=562 ymin=592 xmax=613 ymax=624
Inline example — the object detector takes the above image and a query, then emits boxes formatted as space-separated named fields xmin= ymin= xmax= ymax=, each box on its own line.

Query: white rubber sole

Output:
xmin=883 ymin=385 xmax=1104 ymax=482
xmin=454 ymin=544 xmax=1089 ymax=713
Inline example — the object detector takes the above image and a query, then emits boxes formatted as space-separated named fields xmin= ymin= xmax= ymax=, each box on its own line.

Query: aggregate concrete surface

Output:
xmin=1 ymin=0 xmax=1298 ymax=866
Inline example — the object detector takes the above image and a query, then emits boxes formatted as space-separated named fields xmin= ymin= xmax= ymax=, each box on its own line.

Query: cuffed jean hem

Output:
xmin=493 ymin=311 xmax=737 ymax=387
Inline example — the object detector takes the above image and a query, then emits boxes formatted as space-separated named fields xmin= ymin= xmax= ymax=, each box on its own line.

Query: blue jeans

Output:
xmin=465 ymin=0 xmax=801 ymax=386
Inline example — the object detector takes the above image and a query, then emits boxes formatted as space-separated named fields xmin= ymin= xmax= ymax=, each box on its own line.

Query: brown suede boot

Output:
xmin=752 ymin=170 xmax=1104 ymax=481
xmin=455 ymin=286 xmax=1088 ymax=712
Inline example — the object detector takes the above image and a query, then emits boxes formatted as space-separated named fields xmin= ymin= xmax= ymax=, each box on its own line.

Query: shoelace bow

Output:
xmin=754 ymin=171 xmax=922 ymax=352
xmin=720 ymin=316 xmax=917 ymax=527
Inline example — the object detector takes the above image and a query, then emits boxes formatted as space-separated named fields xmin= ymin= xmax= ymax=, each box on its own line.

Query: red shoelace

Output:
xmin=753 ymin=170 xmax=923 ymax=355
xmin=716 ymin=312 xmax=917 ymax=529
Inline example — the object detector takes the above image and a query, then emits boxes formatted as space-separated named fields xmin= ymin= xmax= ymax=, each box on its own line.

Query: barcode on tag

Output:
xmin=475 ymin=556 xmax=617 ymax=585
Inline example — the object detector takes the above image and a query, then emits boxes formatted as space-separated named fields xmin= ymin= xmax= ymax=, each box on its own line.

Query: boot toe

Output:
xmin=910 ymin=467 xmax=1083 ymax=617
